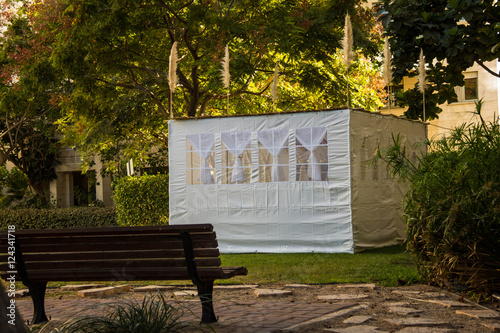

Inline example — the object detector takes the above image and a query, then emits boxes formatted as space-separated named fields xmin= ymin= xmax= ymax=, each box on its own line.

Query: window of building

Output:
xmin=295 ymin=127 xmax=328 ymax=181
xmin=452 ymin=72 xmax=478 ymax=103
xmin=186 ymin=133 xmax=215 ymax=185
xmin=257 ymin=129 xmax=289 ymax=182
xmin=221 ymin=131 xmax=252 ymax=184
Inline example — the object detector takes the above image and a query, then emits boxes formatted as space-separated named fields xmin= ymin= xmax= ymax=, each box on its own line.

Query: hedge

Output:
xmin=0 ymin=207 xmax=118 ymax=230
xmin=113 ymin=174 xmax=169 ymax=226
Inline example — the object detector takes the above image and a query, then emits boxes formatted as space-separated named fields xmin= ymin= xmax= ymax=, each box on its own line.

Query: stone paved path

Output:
xmin=13 ymin=284 xmax=500 ymax=332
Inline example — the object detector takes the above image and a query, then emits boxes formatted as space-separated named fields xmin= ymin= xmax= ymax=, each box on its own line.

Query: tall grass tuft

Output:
xmin=377 ymin=110 xmax=500 ymax=295
xmin=49 ymin=292 xmax=198 ymax=333
xmin=271 ymin=62 xmax=279 ymax=111
xmin=383 ymin=37 xmax=393 ymax=112
xmin=418 ymin=49 xmax=426 ymax=121
xmin=168 ymin=41 xmax=178 ymax=119
xmin=221 ymin=44 xmax=230 ymax=114
xmin=342 ymin=13 xmax=353 ymax=108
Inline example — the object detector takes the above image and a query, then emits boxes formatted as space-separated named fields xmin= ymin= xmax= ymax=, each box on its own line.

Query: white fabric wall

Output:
xmin=169 ymin=109 xmax=354 ymax=253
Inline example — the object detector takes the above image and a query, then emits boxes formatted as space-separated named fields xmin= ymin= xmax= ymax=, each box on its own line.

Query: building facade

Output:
xmin=381 ymin=60 xmax=500 ymax=139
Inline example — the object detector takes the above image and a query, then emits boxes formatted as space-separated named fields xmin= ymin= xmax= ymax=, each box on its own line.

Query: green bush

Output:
xmin=380 ymin=116 xmax=500 ymax=294
xmin=113 ymin=174 xmax=169 ymax=226
xmin=0 ymin=207 xmax=117 ymax=230
xmin=51 ymin=292 xmax=192 ymax=333
xmin=0 ymin=166 xmax=31 ymax=208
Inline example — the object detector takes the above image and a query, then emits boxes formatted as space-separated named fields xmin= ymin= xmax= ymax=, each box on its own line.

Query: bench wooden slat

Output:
xmin=0 ymin=224 xmax=214 ymax=238
xmin=19 ymin=267 xmax=231 ymax=281
xmin=8 ymin=248 xmax=220 ymax=262
xmin=8 ymin=240 xmax=219 ymax=253
xmin=0 ymin=257 xmax=222 ymax=272
xmin=8 ymin=232 xmax=216 ymax=246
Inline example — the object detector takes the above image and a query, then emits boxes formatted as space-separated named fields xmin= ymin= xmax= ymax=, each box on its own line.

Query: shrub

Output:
xmin=113 ymin=174 xmax=169 ymax=226
xmin=0 ymin=207 xmax=117 ymax=230
xmin=379 ymin=116 xmax=500 ymax=294
xmin=49 ymin=292 xmax=194 ymax=333
xmin=0 ymin=166 xmax=32 ymax=209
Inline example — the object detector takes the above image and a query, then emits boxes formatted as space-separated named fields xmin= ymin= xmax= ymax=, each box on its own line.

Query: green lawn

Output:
xmin=11 ymin=245 xmax=420 ymax=290
xmin=219 ymin=245 xmax=421 ymax=286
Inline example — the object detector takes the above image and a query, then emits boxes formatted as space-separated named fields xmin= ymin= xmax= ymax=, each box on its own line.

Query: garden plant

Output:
xmin=378 ymin=106 xmax=500 ymax=296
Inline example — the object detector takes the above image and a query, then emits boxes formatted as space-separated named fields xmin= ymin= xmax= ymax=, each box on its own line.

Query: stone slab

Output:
xmin=318 ymin=294 xmax=369 ymax=301
xmin=214 ymin=284 xmax=258 ymax=290
xmin=338 ymin=283 xmax=377 ymax=290
xmin=391 ymin=290 xmax=422 ymax=295
xmin=420 ymin=292 xmax=448 ymax=298
xmin=382 ymin=317 xmax=447 ymax=326
xmin=388 ymin=306 xmax=424 ymax=315
xmin=61 ymin=284 xmax=103 ymax=291
xmin=324 ymin=325 xmax=388 ymax=333
xmin=132 ymin=285 xmax=176 ymax=292
xmin=14 ymin=289 xmax=29 ymax=297
xmin=482 ymin=322 xmax=500 ymax=332
xmin=285 ymin=284 xmax=313 ymax=288
xmin=427 ymin=299 xmax=474 ymax=308
xmin=173 ymin=290 xmax=198 ymax=297
xmin=386 ymin=302 xmax=412 ymax=307
xmin=77 ymin=284 xmax=131 ymax=297
xmin=253 ymin=289 xmax=293 ymax=297
xmin=455 ymin=309 xmax=500 ymax=318
xmin=284 ymin=304 xmax=366 ymax=332
xmin=395 ymin=328 xmax=456 ymax=333
xmin=343 ymin=315 xmax=373 ymax=324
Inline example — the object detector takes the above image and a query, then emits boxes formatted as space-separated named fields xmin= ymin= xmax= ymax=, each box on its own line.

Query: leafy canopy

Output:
xmin=379 ymin=0 xmax=500 ymax=121
xmin=0 ymin=0 xmax=65 ymax=198
xmin=29 ymin=0 xmax=385 ymax=173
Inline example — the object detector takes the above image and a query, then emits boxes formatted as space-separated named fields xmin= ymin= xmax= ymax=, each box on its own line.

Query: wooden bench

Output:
xmin=0 ymin=224 xmax=247 ymax=324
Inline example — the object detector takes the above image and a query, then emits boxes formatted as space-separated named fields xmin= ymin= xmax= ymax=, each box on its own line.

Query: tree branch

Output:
xmin=476 ymin=60 xmax=500 ymax=78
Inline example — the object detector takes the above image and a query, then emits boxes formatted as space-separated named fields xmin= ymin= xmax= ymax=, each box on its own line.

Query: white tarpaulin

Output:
xmin=168 ymin=109 xmax=426 ymax=253
xmin=169 ymin=109 xmax=353 ymax=253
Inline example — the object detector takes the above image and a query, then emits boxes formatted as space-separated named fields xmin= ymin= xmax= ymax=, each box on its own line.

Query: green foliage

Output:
xmin=0 ymin=207 xmax=117 ymax=230
xmin=0 ymin=6 xmax=66 ymax=197
xmin=114 ymin=174 xmax=169 ymax=226
xmin=50 ymin=292 xmax=193 ymax=333
xmin=379 ymin=0 xmax=500 ymax=120
xmin=31 ymin=0 xmax=385 ymax=174
xmin=0 ymin=166 xmax=30 ymax=208
xmin=379 ymin=117 xmax=500 ymax=294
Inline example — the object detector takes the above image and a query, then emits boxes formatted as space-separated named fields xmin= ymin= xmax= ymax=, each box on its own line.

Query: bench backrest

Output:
xmin=0 ymin=224 xmax=224 ymax=283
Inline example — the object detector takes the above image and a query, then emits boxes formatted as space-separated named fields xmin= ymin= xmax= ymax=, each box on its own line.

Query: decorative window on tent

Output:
xmin=186 ymin=133 xmax=216 ymax=185
xmin=257 ymin=129 xmax=289 ymax=182
xmin=295 ymin=127 xmax=328 ymax=181
xmin=221 ymin=131 xmax=252 ymax=184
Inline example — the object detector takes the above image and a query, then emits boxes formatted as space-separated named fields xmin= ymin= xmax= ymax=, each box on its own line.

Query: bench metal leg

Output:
xmin=29 ymin=282 xmax=48 ymax=324
xmin=197 ymin=281 xmax=217 ymax=323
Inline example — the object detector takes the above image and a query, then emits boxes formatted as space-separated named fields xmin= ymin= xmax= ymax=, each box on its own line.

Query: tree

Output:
xmin=0 ymin=1 xmax=66 ymax=200
xmin=379 ymin=0 xmax=500 ymax=121
xmin=32 ymin=0 xmax=384 ymax=173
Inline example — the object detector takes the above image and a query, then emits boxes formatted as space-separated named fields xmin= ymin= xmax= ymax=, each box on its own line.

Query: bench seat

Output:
xmin=0 ymin=224 xmax=247 ymax=324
